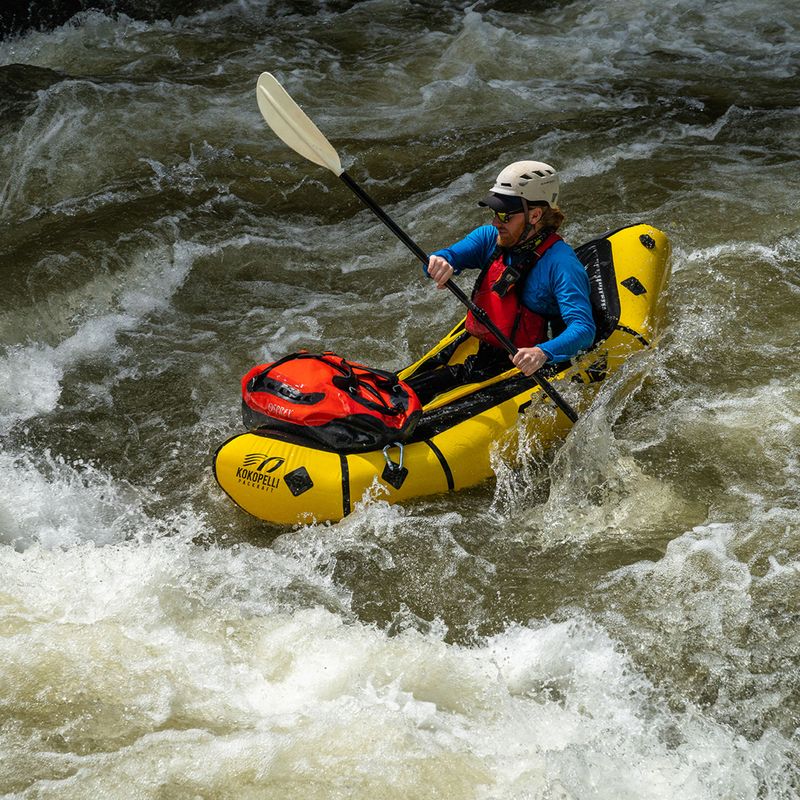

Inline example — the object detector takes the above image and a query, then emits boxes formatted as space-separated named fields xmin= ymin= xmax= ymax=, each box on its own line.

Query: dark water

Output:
xmin=1 ymin=1 xmax=799 ymax=797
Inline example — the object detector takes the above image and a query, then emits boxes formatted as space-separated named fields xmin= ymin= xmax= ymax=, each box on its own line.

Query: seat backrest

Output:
xmin=575 ymin=236 xmax=621 ymax=345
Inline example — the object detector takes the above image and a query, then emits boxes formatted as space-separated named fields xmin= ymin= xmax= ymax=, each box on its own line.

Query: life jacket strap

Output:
xmin=491 ymin=231 xmax=562 ymax=297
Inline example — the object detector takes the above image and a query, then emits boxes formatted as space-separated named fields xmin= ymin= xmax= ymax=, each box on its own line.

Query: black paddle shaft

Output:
xmin=338 ymin=171 xmax=579 ymax=423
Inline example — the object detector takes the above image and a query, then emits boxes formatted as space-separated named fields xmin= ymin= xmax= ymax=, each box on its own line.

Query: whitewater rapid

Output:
xmin=1 ymin=1 xmax=799 ymax=796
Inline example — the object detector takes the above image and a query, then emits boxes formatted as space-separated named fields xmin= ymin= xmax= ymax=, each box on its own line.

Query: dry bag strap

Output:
xmin=252 ymin=352 xmax=351 ymax=386
xmin=248 ymin=353 xmax=329 ymax=404
xmin=332 ymin=363 xmax=406 ymax=417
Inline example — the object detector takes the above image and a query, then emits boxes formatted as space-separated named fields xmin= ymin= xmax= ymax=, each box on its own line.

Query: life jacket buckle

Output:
xmin=491 ymin=264 xmax=520 ymax=297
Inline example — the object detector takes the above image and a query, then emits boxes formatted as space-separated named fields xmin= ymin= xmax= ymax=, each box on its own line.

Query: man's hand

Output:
xmin=511 ymin=346 xmax=548 ymax=376
xmin=427 ymin=255 xmax=454 ymax=289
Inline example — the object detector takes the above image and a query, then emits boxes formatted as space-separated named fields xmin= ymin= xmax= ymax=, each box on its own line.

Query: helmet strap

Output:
xmin=517 ymin=197 xmax=534 ymax=244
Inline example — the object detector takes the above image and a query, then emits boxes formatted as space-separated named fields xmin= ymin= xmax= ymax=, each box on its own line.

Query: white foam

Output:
xmin=0 ymin=308 xmax=138 ymax=429
xmin=0 ymin=539 xmax=789 ymax=797
xmin=0 ymin=449 xmax=154 ymax=550
xmin=0 ymin=313 xmax=138 ymax=429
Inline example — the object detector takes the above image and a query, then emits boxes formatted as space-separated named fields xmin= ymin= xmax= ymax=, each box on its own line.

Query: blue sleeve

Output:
xmin=425 ymin=225 xmax=497 ymax=276
xmin=534 ymin=251 xmax=596 ymax=363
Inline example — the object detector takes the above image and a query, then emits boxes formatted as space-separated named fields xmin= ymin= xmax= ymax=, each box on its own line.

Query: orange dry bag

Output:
xmin=241 ymin=352 xmax=422 ymax=452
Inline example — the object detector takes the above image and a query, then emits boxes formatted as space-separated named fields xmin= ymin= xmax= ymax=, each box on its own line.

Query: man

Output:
xmin=427 ymin=160 xmax=594 ymax=373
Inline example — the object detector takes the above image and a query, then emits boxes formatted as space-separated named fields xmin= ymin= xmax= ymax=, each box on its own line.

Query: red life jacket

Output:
xmin=465 ymin=232 xmax=561 ymax=349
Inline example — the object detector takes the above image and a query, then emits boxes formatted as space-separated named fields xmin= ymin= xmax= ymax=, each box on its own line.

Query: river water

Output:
xmin=1 ymin=1 xmax=799 ymax=797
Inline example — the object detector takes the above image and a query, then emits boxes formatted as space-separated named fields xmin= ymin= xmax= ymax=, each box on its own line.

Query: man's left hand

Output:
xmin=511 ymin=346 xmax=548 ymax=376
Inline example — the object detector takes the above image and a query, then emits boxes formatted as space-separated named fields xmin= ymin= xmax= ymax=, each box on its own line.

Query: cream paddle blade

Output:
xmin=256 ymin=72 xmax=343 ymax=176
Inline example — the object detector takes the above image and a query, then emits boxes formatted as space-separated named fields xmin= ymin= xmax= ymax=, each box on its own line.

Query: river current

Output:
xmin=1 ymin=1 xmax=799 ymax=797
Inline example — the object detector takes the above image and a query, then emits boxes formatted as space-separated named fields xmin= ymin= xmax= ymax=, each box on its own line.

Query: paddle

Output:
xmin=255 ymin=72 xmax=579 ymax=424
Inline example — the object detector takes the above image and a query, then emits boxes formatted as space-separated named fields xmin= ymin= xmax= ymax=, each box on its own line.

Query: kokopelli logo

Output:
xmin=236 ymin=453 xmax=286 ymax=492
xmin=242 ymin=453 xmax=286 ymax=473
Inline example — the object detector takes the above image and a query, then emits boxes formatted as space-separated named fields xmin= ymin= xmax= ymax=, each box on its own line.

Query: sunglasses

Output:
xmin=492 ymin=210 xmax=524 ymax=223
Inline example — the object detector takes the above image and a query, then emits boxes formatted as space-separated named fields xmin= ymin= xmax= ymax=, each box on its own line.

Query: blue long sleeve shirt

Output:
xmin=430 ymin=225 xmax=595 ymax=363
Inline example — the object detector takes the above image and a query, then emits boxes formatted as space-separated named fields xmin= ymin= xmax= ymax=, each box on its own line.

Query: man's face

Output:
xmin=492 ymin=207 xmax=541 ymax=247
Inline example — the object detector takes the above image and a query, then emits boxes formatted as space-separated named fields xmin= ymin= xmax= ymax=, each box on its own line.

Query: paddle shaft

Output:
xmin=339 ymin=171 xmax=579 ymax=423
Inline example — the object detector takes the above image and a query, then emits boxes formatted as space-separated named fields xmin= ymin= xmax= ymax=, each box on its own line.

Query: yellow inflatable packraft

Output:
xmin=213 ymin=223 xmax=671 ymax=525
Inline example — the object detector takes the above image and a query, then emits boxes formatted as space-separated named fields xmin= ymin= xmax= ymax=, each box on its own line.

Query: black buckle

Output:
xmin=491 ymin=265 xmax=520 ymax=297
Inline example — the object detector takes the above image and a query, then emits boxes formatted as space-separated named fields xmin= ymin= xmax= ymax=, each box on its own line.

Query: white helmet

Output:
xmin=488 ymin=160 xmax=560 ymax=207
